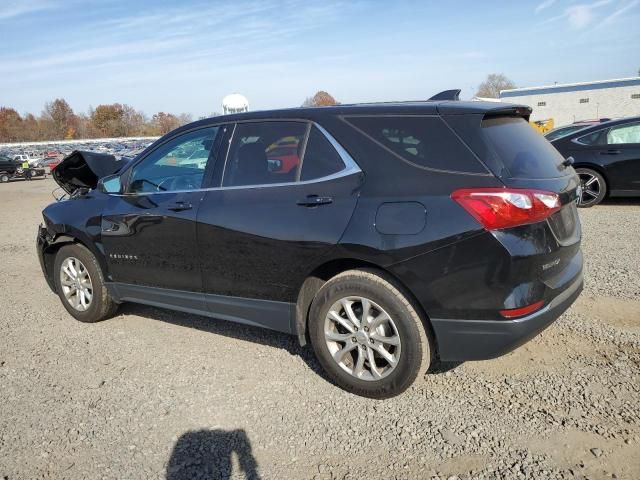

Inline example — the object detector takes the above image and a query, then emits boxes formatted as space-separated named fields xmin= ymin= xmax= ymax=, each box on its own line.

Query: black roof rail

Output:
xmin=428 ymin=89 xmax=461 ymax=101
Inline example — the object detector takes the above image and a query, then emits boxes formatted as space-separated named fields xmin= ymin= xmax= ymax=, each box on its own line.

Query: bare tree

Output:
xmin=476 ymin=74 xmax=516 ymax=98
xmin=151 ymin=112 xmax=181 ymax=135
xmin=177 ymin=113 xmax=193 ymax=125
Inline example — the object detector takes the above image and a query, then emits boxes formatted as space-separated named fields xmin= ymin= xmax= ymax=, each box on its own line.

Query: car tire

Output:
xmin=576 ymin=168 xmax=607 ymax=208
xmin=0 ymin=174 xmax=9 ymax=183
xmin=308 ymin=268 xmax=432 ymax=398
xmin=53 ymin=243 xmax=118 ymax=323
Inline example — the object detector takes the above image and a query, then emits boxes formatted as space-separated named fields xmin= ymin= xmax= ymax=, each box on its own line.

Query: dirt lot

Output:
xmin=0 ymin=178 xmax=638 ymax=480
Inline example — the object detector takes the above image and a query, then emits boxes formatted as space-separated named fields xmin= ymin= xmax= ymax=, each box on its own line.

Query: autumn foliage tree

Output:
xmin=0 ymin=107 xmax=23 ymax=142
xmin=42 ymin=98 xmax=78 ymax=139
xmin=0 ymin=98 xmax=195 ymax=142
xmin=302 ymin=91 xmax=339 ymax=107
xmin=152 ymin=112 xmax=181 ymax=135
xmin=90 ymin=103 xmax=127 ymax=137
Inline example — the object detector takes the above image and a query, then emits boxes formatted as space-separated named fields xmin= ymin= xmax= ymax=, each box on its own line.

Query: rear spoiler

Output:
xmin=428 ymin=89 xmax=461 ymax=101
xmin=482 ymin=105 xmax=532 ymax=122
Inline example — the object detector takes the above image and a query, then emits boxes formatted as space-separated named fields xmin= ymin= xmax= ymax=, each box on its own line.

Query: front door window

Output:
xmin=128 ymin=127 xmax=219 ymax=193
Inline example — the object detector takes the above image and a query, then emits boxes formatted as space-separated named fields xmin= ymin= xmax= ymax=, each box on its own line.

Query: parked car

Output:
xmin=544 ymin=119 xmax=612 ymax=142
xmin=551 ymin=116 xmax=640 ymax=207
xmin=0 ymin=155 xmax=20 ymax=182
xmin=545 ymin=122 xmax=596 ymax=142
xmin=42 ymin=158 xmax=62 ymax=170
xmin=1 ymin=155 xmax=46 ymax=182
xmin=13 ymin=153 xmax=41 ymax=167
xmin=37 ymin=98 xmax=583 ymax=398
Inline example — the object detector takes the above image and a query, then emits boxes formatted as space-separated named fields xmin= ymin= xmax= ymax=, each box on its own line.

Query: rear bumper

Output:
xmin=431 ymin=272 xmax=583 ymax=361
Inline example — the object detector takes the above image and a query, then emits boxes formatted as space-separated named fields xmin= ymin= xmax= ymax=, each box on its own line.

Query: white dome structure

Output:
xmin=222 ymin=94 xmax=249 ymax=114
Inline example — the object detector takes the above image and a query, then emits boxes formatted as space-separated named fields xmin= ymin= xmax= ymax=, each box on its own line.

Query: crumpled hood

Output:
xmin=53 ymin=150 xmax=128 ymax=194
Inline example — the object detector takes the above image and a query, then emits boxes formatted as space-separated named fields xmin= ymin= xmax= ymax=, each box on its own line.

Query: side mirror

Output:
xmin=98 ymin=174 xmax=122 ymax=194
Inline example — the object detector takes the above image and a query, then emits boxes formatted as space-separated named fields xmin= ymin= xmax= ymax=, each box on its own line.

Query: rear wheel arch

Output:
xmin=573 ymin=162 xmax=609 ymax=187
xmin=294 ymin=259 xmax=435 ymax=351
xmin=574 ymin=164 xmax=608 ymax=207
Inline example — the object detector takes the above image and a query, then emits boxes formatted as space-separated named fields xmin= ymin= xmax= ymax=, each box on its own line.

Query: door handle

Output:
xmin=167 ymin=201 xmax=193 ymax=212
xmin=296 ymin=195 xmax=333 ymax=207
xmin=600 ymin=149 xmax=621 ymax=155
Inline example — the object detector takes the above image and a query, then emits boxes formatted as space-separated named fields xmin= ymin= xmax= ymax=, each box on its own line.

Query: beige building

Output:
xmin=499 ymin=77 xmax=640 ymax=127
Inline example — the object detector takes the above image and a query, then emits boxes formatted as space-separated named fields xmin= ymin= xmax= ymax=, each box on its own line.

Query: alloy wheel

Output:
xmin=324 ymin=296 xmax=401 ymax=381
xmin=577 ymin=171 xmax=601 ymax=207
xmin=59 ymin=257 xmax=93 ymax=311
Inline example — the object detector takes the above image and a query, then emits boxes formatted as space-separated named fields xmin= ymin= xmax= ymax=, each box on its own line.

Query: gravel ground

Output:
xmin=0 ymin=178 xmax=638 ymax=480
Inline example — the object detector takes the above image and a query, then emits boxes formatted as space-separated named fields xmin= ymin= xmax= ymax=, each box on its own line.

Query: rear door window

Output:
xmin=223 ymin=121 xmax=307 ymax=187
xmin=300 ymin=126 xmax=345 ymax=181
xmin=481 ymin=116 xmax=567 ymax=178
xmin=345 ymin=116 xmax=486 ymax=173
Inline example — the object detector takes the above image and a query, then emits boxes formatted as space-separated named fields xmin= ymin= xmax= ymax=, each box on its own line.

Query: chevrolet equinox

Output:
xmin=37 ymin=94 xmax=583 ymax=398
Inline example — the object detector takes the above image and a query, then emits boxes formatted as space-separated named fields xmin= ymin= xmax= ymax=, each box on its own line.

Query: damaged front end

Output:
xmin=52 ymin=150 xmax=129 ymax=197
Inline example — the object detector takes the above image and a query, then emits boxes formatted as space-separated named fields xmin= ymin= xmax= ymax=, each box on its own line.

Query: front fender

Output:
xmin=40 ymin=192 xmax=111 ymax=282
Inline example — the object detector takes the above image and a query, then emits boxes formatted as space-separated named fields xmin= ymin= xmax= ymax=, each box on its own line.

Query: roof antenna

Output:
xmin=428 ymin=89 xmax=461 ymax=101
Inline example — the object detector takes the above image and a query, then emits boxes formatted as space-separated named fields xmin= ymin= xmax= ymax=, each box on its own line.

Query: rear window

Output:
xmin=345 ymin=116 xmax=486 ymax=173
xmin=482 ymin=116 xmax=568 ymax=179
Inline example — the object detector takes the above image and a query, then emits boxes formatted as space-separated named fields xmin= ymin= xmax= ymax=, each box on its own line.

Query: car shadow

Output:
xmin=600 ymin=197 xmax=640 ymax=206
xmin=118 ymin=303 xmax=463 ymax=384
xmin=167 ymin=429 xmax=261 ymax=480
xmin=117 ymin=303 xmax=332 ymax=381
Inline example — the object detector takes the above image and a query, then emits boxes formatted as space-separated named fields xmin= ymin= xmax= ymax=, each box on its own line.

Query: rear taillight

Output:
xmin=451 ymin=188 xmax=561 ymax=230
xmin=500 ymin=300 xmax=545 ymax=319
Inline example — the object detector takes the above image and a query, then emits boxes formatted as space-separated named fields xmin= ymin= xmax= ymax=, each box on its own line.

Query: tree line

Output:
xmin=0 ymin=99 xmax=194 ymax=143
xmin=1 ymin=77 xmax=516 ymax=143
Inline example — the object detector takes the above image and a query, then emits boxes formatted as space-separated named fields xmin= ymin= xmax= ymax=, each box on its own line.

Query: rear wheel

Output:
xmin=309 ymin=269 xmax=431 ymax=398
xmin=53 ymin=244 xmax=118 ymax=322
xmin=576 ymin=168 xmax=606 ymax=207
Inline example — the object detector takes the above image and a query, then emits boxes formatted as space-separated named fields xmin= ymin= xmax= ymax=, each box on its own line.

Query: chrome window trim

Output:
xmin=219 ymin=122 xmax=237 ymax=186
xmin=294 ymin=122 xmax=312 ymax=182
xmin=314 ymin=122 xmax=361 ymax=172
xmin=111 ymin=121 xmax=361 ymax=197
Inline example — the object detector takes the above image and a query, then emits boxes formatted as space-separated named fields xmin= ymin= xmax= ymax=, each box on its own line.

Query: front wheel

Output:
xmin=53 ymin=244 xmax=118 ymax=323
xmin=308 ymin=269 xmax=432 ymax=398
xmin=576 ymin=168 xmax=607 ymax=207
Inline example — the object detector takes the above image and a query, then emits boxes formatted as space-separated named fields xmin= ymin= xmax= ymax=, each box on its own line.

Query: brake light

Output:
xmin=500 ymin=300 xmax=545 ymax=319
xmin=451 ymin=188 xmax=561 ymax=230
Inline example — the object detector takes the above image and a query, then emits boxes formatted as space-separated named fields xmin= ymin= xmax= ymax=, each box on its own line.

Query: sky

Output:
xmin=1 ymin=0 xmax=639 ymax=118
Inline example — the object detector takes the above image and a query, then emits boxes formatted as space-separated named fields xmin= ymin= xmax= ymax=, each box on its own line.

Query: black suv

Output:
xmin=37 ymin=98 xmax=583 ymax=398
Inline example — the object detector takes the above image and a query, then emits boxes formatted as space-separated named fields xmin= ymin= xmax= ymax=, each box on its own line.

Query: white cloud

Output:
xmin=601 ymin=0 xmax=640 ymax=25
xmin=0 ymin=0 xmax=55 ymax=21
xmin=566 ymin=4 xmax=596 ymax=28
xmin=541 ymin=0 xmax=618 ymax=30
xmin=535 ymin=0 xmax=557 ymax=13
